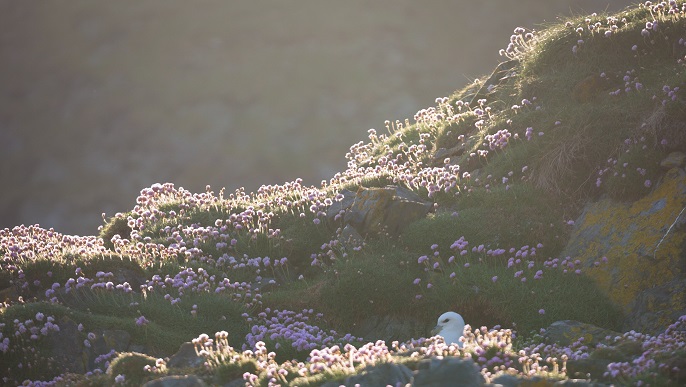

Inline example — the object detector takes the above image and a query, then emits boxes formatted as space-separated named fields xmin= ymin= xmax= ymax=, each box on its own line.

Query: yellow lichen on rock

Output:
xmin=563 ymin=168 xmax=686 ymax=312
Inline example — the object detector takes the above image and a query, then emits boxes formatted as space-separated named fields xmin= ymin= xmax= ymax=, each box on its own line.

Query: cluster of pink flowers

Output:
xmin=242 ymin=308 xmax=360 ymax=353
xmin=604 ymin=315 xmax=686 ymax=380
xmin=190 ymin=316 xmax=686 ymax=386
xmin=499 ymin=26 xmax=538 ymax=59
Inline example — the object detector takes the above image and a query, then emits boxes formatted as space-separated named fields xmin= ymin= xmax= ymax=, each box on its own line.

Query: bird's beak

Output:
xmin=430 ymin=325 xmax=440 ymax=336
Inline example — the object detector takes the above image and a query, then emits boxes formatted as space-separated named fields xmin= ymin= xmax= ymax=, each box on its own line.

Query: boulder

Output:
xmin=413 ymin=357 xmax=485 ymax=386
xmin=339 ymin=224 xmax=364 ymax=250
xmin=625 ymin=277 xmax=686 ymax=335
xmin=489 ymin=374 xmax=521 ymax=387
xmin=325 ymin=189 xmax=357 ymax=224
xmin=331 ymin=362 xmax=413 ymax=387
xmin=543 ymin=320 xmax=620 ymax=347
xmin=343 ymin=186 xmax=432 ymax=235
xmin=101 ymin=329 xmax=131 ymax=352
xmin=47 ymin=316 xmax=88 ymax=374
xmin=143 ymin=375 xmax=207 ymax=387
xmin=561 ymin=167 xmax=686 ymax=328
xmin=167 ymin=342 xmax=205 ymax=369
xmin=42 ymin=317 xmax=139 ymax=374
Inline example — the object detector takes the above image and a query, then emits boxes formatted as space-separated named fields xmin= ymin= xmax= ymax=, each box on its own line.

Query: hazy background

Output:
xmin=1 ymin=1 xmax=634 ymax=235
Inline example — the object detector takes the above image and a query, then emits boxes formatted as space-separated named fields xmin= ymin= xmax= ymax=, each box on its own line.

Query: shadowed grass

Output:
xmin=403 ymin=184 xmax=568 ymax=258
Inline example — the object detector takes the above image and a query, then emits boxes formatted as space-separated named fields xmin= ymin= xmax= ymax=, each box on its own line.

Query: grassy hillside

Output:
xmin=2 ymin=2 xmax=686 ymax=386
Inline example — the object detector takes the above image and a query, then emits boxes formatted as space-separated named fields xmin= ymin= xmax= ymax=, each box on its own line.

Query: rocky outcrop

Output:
xmin=166 ymin=342 xmax=204 ymax=369
xmin=543 ymin=320 xmax=620 ymax=347
xmin=323 ymin=362 xmax=414 ymax=387
xmin=47 ymin=316 xmax=89 ymax=374
xmin=38 ymin=316 xmax=141 ymax=375
xmin=562 ymin=167 xmax=686 ymax=333
xmin=328 ymin=186 xmax=433 ymax=236
xmin=626 ymin=277 xmax=686 ymax=335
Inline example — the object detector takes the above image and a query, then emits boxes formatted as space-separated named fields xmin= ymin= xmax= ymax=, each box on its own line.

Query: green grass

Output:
xmin=403 ymin=183 xmax=568 ymax=258
xmin=318 ymin=253 xmax=421 ymax=331
xmin=1 ymin=292 xmax=247 ymax=353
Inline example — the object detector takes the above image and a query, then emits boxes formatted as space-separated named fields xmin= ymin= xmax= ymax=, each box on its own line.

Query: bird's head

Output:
xmin=430 ymin=311 xmax=466 ymax=336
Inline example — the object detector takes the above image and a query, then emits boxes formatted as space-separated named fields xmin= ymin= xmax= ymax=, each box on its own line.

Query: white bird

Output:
xmin=430 ymin=311 xmax=466 ymax=347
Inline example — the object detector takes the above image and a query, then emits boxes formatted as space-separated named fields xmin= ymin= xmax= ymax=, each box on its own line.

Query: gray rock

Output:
xmin=143 ymin=375 xmax=207 ymax=387
xmin=47 ymin=316 xmax=87 ymax=373
xmin=167 ymin=342 xmax=205 ymax=369
xmin=339 ymin=224 xmax=364 ymax=249
xmin=488 ymin=373 xmax=520 ymax=387
xmin=102 ymin=329 xmax=131 ymax=351
xmin=561 ymin=166 xmax=686 ymax=333
xmin=344 ymin=187 xmax=394 ymax=233
xmin=413 ymin=357 xmax=485 ymax=387
xmin=325 ymin=189 xmax=357 ymax=224
xmin=341 ymin=362 xmax=413 ymax=387
xmin=383 ymin=197 xmax=433 ymax=234
xmin=625 ymin=277 xmax=686 ymax=335
xmin=543 ymin=320 xmax=620 ymax=347
xmin=660 ymin=151 xmax=686 ymax=169
xmin=343 ymin=186 xmax=432 ymax=236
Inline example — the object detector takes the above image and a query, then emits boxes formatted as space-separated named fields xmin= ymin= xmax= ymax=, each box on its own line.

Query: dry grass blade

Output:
xmin=639 ymin=105 xmax=686 ymax=148
xmin=532 ymin=126 xmax=591 ymax=195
